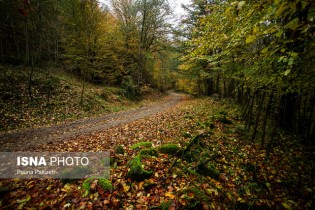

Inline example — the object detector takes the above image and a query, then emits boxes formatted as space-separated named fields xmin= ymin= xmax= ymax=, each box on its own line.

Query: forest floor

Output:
xmin=0 ymin=92 xmax=184 ymax=152
xmin=0 ymin=95 xmax=314 ymax=209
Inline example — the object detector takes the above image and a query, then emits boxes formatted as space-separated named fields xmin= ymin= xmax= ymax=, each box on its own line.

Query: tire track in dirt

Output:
xmin=0 ymin=92 xmax=184 ymax=151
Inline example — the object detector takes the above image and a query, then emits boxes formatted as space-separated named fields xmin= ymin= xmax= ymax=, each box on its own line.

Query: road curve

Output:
xmin=0 ymin=92 xmax=184 ymax=151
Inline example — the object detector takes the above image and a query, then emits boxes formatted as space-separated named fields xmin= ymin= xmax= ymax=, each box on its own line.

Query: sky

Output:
xmin=168 ymin=0 xmax=191 ymax=20
xmin=99 ymin=0 xmax=191 ymax=23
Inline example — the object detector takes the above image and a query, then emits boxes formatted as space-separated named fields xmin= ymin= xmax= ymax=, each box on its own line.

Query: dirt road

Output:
xmin=0 ymin=92 xmax=184 ymax=151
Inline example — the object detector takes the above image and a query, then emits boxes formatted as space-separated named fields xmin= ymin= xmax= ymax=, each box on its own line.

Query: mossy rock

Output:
xmin=139 ymin=148 xmax=158 ymax=157
xmin=127 ymin=156 xmax=153 ymax=181
xmin=98 ymin=178 xmax=112 ymax=191
xmin=131 ymin=142 xmax=152 ymax=149
xmin=158 ymin=144 xmax=180 ymax=155
xmin=115 ymin=145 xmax=125 ymax=154
xmin=197 ymin=163 xmax=220 ymax=180
xmin=82 ymin=178 xmax=112 ymax=192
xmin=82 ymin=177 xmax=94 ymax=192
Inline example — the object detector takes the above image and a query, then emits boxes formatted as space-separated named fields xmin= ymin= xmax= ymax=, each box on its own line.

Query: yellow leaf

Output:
xmin=245 ymin=188 xmax=251 ymax=195
xmin=124 ymin=185 xmax=130 ymax=192
xmin=165 ymin=192 xmax=176 ymax=199
xmin=139 ymin=181 xmax=144 ymax=189
xmin=179 ymin=198 xmax=187 ymax=205
xmin=261 ymin=47 xmax=268 ymax=54
xmin=281 ymin=202 xmax=291 ymax=209
xmin=245 ymin=35 xmax=256 ymax=44
xmin=253 ymin=26 xmax=259 ymax=34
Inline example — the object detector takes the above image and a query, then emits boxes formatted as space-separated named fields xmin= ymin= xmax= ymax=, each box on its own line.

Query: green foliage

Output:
xmin=121 ymin=76 xmax=138 ymax=100
xmin=138 ymin=149 xmax=158 ymax=157
xmin=127 ymin=156 xmax=153 ymax=181
xmin=131 ymin=142 xmax=152 ymax=149
xmin=158 ymin=144 xmax=180 ymax=155
xmin=179 ymin=0 xmax=315 ymax=140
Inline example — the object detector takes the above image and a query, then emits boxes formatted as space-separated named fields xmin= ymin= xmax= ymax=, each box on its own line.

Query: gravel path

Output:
xmin=0 ymin=92 xmax=184 ymax=151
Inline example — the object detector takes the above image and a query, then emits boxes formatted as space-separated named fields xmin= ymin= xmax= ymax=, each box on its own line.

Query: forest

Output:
xmin=0 ymin=0 xmax=314 ymax=209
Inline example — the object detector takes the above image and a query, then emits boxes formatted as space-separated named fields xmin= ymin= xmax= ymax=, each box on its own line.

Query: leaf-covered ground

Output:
xmin=0 ymin=66 xmax=160 ymax=133
xmin=0 ymin=97 xmax=314 ymax=209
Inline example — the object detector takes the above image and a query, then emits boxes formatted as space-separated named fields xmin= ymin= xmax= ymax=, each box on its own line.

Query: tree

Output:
xmin=181 ymin=0 xmax=315 ymax=143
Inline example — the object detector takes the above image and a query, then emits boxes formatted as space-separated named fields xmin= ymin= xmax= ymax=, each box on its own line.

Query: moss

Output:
xmin=98 ymin=178 xmax=112 ymax=191
xmin=131 ymin=141 xmax=152 ymax=149
xmin=158 ymin=144 xmax=180 ymax=155
xmin=127 ymin=156 xmax=153 ymax=181
xmin=197 ymin=163 xmax=220 ymax=180
xmin=138 ymin=148 xmax=158 ymax=157
xmin=82 ymin=178 xmax=112 ymax=192
xmin=115 ymin=145 xmax=125 ymax=154
xmin=82 ymin=178 xmax=94 ymax=192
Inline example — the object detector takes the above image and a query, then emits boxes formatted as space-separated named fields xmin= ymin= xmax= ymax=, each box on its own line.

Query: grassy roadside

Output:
xmin=0 ymin=66 xmax=163 ymax=133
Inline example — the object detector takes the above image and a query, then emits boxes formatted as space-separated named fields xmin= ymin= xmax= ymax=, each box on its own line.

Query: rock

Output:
xmin=127 ymin=156 xmax=153 ymax=181
xmin=98 ymin=178 xmax=112 ymax=191
xmin=158 ymin=144 xmax=180 ymax=155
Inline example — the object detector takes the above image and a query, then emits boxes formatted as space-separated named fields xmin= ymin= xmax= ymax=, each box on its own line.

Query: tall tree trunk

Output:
xmin=266 ymin=94 xmax=280 ymax=160
xmin=24 ymin=18 xmax=30 ymax=66
xmin=261 ymin=90 xmax=274 ymax=149
xmin=28 ymin=66 xmax=34 ymax=102
xmin=0 ymin=39 xmax=3 ymax=64
xmin=216 ymin=72 xmax=220 ymax=95
xmin=252 ymin=92 xmax=265 ymax=141
xmin=246 ymin=92 xmax=255 ymax=132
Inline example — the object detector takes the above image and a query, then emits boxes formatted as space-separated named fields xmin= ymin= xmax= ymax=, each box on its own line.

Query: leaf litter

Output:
xmin=0 ymin=97 xmax=314 ymax=209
